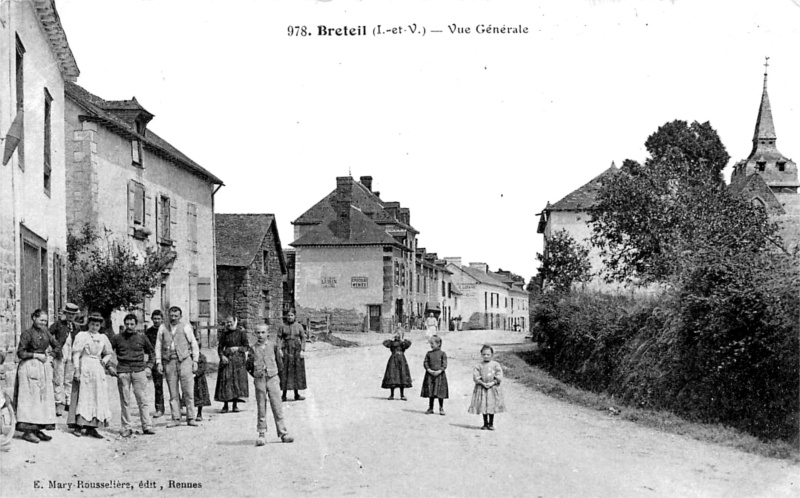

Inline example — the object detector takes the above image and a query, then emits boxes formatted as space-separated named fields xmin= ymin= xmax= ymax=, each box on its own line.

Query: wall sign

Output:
xmin=351 ymin=276 xmax=368 ymax=288
xmin=321 ymin=276 xmax=338 ymax=288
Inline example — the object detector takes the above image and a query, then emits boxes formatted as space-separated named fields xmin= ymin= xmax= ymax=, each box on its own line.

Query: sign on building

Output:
xmin=321 ymin=276 xmax=338 ymax=288
xmin=458 ymin=283 xmax=476 ymax=297
xmin=351 ymin=276 xmax=368 ymax=288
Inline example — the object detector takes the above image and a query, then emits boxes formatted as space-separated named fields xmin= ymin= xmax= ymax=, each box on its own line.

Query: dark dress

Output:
xmin=381 ymin=339 xmax=412 ymax=389
xmin=278 ymin=322 xmax=307 ymax=391
xmin=420 ymin=349 xmax=449 ymax=399
xmin=214 ymin=327 xmax=250 ymax=402
xmin=14 ymin=327 xmax=59 ymax=431
xmin=194 ymin=353 xmax=211 ymax=407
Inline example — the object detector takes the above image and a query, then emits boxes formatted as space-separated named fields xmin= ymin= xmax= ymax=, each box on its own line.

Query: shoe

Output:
xmin=120 ymin=429 xmax=133 ymax=438
xmin=142 ymin=428 xmax=156 ymax=435
xmin=232 ymin=407 xmax=241 ymax=413
xmin=55 ymin=404 xmax=63 ymax=417
xmin=187 ymin=419 xmax=199 ymax=427
xmin=481 ymin=425 xmax=489 ymax=430
xmin=488 ymin=425 xmax=495 ymax=431
xmin=22 ymin=432 xmax=40 ymax=444
xmin=166 ymin=420 xmax=180 ymax=428
xmin=400 ymin=396 xmax=407 ymax=401
xmin=221 ymin=406 xmax=229 ymax=413
xmin=425 ymin=409 xmax=434 ymax=415
xmin=281 ymin=435 xmax=294 ymax=443
xmin=281 ymin=396 xmax=287 ymax=402
xmin=256 ymin=437 xmax=266 ymax=447
xmin=36 ymin=430 xmax=53 ymax=442
xmin=439 ymin=409 xmax=446 ymax=416
xmin=153 ymin=410 xmax=164 ymax=418
xmin=86 ymin=428 xmax=104 ymax=439
xmin=196 ymin=415 xmax=203 ymax=421
xmin=72 ymin=428 xmax=83 ymax=437
xmin=294 ymin=395 xmax=305 ymax=401
xmin=388 ymin=396 xmax=394 ymax=400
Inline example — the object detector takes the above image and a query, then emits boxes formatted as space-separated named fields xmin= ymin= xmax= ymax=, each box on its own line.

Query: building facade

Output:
xmin=216 ymin=214 xmax=286 ymax=332
xmin=0 ymin=0 xmax=79 ymax=349
xmin=64 ymin=82 xmax=223 ymax=331
xmin=291 ymin=176 xmax=417 ymax=333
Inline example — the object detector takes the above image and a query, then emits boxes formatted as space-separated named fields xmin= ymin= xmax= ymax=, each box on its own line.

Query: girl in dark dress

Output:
xmin=381 ymin=330 xmax=412 ymax=400
xmin=278 ymin=310 xmax=307 ymax=401
xmin=194 ymin=351 xmax=211 ymax=420
xmin=421 ymin=335 xmax=449 ymax=415
xmin=14 ymin=310 xmax=59 ymax=443
xmin=214 ymin=316 xmax=250 ymax=413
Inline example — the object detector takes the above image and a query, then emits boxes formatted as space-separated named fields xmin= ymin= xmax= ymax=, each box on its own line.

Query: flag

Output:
xmin=2 ymin=111 xmax=24 ymax=166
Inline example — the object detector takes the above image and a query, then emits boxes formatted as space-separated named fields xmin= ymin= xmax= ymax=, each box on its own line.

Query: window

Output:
xmin=131 ymin=140 xmax=142 ymax=166
xmin=127 ymin=180 xmax=146 ymax=228
xmin=15 ymin=34 xmax=25 ymax=169
xmin=53 ymin=253 xmax=63 ymax=314
xmin=777 ymin=161 xmax=786 ymax=172
xmin=157 ymin=195 xmax=172 ymax=242
xmin=187 ymin=203 xmax=198 ymax=252
xmin=43 ymin=89 xmax=52 ymax=193
xmin=262 ymin=250 xmax=269 ymax=273
xmin=757 ymin=161 xmax=766 ymax=172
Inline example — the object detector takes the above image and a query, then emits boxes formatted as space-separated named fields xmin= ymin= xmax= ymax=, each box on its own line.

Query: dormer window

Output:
xmin=756 ymin=161 xmax=766 ymax=172
xmin=131 ymin=140 xmax=143 ymax=166
xmin=777 ymin=161 xmax=786 ymax=172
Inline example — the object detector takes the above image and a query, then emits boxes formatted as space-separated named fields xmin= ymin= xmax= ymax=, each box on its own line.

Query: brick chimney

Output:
xmin=333 ymin=176 xmax=353 ymax=239
xmin=445 ymin=257 xmax=462 ymax=267
xmin=469 ymin=262 xmax=488 ymax=273
xmin=360 ymin=175 xmax=373 ymax=191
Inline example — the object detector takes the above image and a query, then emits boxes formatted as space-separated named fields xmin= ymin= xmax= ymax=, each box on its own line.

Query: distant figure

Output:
xmin=277 ymin=310 xmax=307 ymax=402
xmin=381 ymin=330 xmax=412 ymax=400
xmin=246 ymin=324 xmax=293 ymax=446
xmin=425 ymin=313 xmax=438 ymax=339
xmin=421 ymin=335 xmax=448 ymax=415
xmin=468 ymin=344 xmax=506 ymax=430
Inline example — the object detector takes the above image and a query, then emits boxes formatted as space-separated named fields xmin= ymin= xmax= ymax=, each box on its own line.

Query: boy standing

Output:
xmin=246 ymin=324 xmax=293 ymax=446
xmin=111 ymin=314 xmax=156 ymax=436
xmin=144 ymin=310 xmax=165 ymax=418
xmin=48 ymin=303 xmax=80 ymax=416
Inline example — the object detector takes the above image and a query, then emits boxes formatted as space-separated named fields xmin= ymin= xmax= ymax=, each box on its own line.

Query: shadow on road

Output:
xmin=216 ymin=439 xmax=256 ymax=446
xmin=449 ymin=423 xmax=483 ymax=431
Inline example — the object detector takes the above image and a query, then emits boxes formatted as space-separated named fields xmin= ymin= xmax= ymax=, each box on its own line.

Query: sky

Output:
xmin=55 ymin=0 xmax=800 ymax=281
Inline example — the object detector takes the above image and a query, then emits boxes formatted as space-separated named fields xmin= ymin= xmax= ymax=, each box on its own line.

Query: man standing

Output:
xmin=48 ymin=303 xmax=79 ymax=416
xmin=111 ymin=314 xmax=156 ymax=436
xmin=155 ymin=306 xmax=199 ymax=427
xmin=144 ymin=310 xmax=165 ymax=418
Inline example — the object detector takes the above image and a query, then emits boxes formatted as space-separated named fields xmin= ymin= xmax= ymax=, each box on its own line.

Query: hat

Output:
xmin=63 ymin=303 xmax=80 ymax=314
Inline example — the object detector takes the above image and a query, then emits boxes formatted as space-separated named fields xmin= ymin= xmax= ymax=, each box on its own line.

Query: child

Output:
xmin=468 ymin=344 xmax=506 ymax=430
xmin=194 ymin=349 xmax=211 ymax=421
xmin=381 ymin=329 xmax=412 ymax=400
xmin=246 ymin=324 xmax=293 ymax=446
xmin=421 ymin=335 xmax=448 ymax=415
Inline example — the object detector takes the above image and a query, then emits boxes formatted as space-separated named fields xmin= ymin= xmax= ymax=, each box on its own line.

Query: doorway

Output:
xmin=368 ymin=305 xmax=382 ymax=332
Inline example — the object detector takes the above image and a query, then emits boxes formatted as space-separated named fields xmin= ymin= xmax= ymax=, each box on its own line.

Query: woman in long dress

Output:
xmin=425 ymin=313 xmax=438 ymax=339
xmin=14 ymin=309 xmax=58 ymax=444
xmin=214 ymin=316 xmax=249 ymax=413
xmin=67 ymin=313 xmax=114 ymax=439
xmin=278 ymin=310 xmax=307 ymax=401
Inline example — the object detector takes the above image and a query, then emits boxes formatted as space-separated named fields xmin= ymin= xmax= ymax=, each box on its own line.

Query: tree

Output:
xmin=67 ymin=224 xmax=175 ymax=326
xmin=589 ymin=120 xmax=781 ymax=285
xmin=535 ymin=229 xmax=592 ymax=293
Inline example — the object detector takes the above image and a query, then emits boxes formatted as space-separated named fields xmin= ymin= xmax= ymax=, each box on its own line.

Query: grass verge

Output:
xmin=496 ymin=350 xmax=800 ymax=461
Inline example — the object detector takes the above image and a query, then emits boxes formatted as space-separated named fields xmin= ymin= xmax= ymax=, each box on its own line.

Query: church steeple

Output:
xmin=751 ymin=57 xmax=777 ymax=149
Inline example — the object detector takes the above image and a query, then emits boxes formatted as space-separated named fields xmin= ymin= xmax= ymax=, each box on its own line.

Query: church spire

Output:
xmin=752 ymin=56 xmax=777 ymax=146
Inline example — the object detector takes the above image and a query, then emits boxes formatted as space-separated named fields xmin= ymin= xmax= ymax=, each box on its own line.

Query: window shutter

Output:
xmin=197 ymin=277 xmax=211 ymax=318
xmin=169 ymin=198 xmax=178 ymax=245
xmin=187 ymin=203 xmax=198 ymax=252
xmin=145 ymin=189 xmax=153 ymax=228
xmin=127 ymin=181 xmax=136 ymax=235
xmin=154 ymin=195 xmax=161 ymax=244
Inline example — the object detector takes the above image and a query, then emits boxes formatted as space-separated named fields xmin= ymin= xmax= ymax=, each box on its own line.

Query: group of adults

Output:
xmin=11 ymin=303 xmax=309 ymax=444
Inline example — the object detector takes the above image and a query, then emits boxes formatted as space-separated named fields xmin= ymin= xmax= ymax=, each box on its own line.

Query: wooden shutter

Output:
xmin=197 ymin=277 xmax=211 ymax=318
xmin=169 ymin=198 xmax=178 ymax=245
xmin=187 ymin=203 xmax=198 ymax=252
xmin=145 ymin=189 xmax=153 ymax=229
xmin=127 ymin=181 xmax=136 ymax=235
xmin=154 ymin=194 xmax=161 ymax=243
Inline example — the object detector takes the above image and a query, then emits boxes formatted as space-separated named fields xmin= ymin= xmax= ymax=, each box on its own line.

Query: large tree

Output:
xmin=535 ymin=229 xmax=592 ymax=293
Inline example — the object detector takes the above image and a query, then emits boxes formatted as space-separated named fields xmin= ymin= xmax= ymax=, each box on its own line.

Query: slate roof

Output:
xmin=459 ymin=266 xmax=509 ymax=289
xmin=290 ymin=207 xmax=406 ymax=249
xmin=729 ymin=174 xmax=785 ymax=215
xmin=293 ymin=179 xmax=417 ymax=233
xmin=752 ymin=83 xmax=776 ymax=141
xmin=215 ymin=214 xmax=286 ymax=271
xmin=65 ymin=82 xmax=223 ymax=185
xmin=548 ymin=163 xmax=619 ymax=212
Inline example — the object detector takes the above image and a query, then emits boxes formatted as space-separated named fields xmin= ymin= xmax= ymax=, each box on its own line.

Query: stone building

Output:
xmin=536 ymin=163 xmax=626 ymax=292
xmin=291 ymin=176 xmax=417 ymax=333
xmin=729 ymin=69 xmax=800 ymax=249
xmin=64 ymin=82 xmax=223 ymax=331
xmin=444 ymin=259 xmax=529 ymax=332
xmin=215 ymin=214 xmax=287 ymax=331
xmin=0 ymin=0 xmax=79 ymax=349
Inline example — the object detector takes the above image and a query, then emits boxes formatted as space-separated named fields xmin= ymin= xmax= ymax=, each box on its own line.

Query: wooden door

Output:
xmin=21 ymin=241 xmax=41 ymax=331
xmin=368 ymin=305 xmax=381 ymax=332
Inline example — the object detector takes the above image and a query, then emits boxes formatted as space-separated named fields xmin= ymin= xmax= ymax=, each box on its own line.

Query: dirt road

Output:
xmin=1 ymin=329 xmax=797 ymax=497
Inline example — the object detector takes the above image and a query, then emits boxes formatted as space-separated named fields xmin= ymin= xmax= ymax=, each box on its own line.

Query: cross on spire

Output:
xmin=763 ymin=56 xmax=770 ymax=88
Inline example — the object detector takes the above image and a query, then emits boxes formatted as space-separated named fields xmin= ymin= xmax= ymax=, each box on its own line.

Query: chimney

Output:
xmin=360 ymin=176 xmax=373 ymax=191
xmin=384 ymin=201 xmax=400 ymax=220
xmin=333 ymin=176 xmax=353 ymax=239
xmin=398 ymin=207 xmax=410 ymax=225
xmin=445 ymin=257 xmax=462 ymax=267
xmin=469 ymin=262 xmax=488 ymax=273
